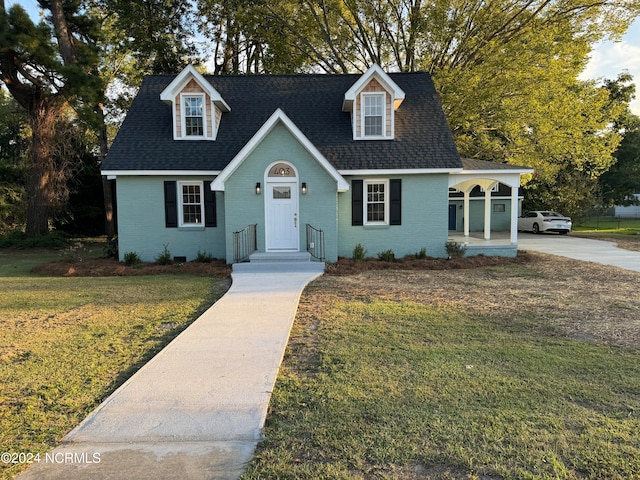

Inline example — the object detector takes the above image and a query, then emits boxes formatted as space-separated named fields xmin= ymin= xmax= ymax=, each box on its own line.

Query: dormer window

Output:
xmin=183 ymin=95 xmax=205 ymax=137
xmin=362 ymin=93 xmax=385 ymax=137
xmin=160 ymin=65 xmax=231 ymax=141
xmin=343 ymin=64 xmax=405 ymax=141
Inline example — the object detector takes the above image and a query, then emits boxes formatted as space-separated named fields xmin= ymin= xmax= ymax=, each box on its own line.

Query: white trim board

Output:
xmin=102 ymin=170 xmax=221 ymax=178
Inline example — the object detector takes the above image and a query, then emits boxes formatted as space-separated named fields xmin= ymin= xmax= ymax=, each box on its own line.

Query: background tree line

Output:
xmin=1 ymin=0 xmax=639 ymax=238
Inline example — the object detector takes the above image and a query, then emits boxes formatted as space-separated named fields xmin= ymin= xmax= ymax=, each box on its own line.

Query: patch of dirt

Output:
xmin=300 ymin=251 xmax=640 ymax=349
xmin=32 ymin=258 xmax=232 ymax=277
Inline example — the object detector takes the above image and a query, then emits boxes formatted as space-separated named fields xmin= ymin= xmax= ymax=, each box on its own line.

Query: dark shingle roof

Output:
xmin=461 ymin=158 xmax=530 ymax=171
xmin=103 ymin=73 xmax=462 ymax=172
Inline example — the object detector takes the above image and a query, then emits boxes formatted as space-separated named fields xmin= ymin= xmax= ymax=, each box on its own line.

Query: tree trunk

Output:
xmin=24 ymin=98 xmax=64 ymax=237
xmin=96 ymin=103 xmax=115 ymax=239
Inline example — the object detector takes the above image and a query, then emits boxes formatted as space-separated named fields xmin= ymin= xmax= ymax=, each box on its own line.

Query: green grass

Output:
xmin=574 ymin=216 xmax=640 ymax=233
xmin=0 ymin=250 xmax=229 ymax=480
xmin=243 ymin=299 xmax=640 ymax=479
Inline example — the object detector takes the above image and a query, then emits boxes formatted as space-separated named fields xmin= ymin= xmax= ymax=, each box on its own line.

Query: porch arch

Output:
xmin=449 ymin=176 xmax=519 ymax=243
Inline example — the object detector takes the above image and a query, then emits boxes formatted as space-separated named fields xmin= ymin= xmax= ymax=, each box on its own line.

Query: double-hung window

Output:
xmin=362 ymin=93 xmax=385 ymax=137
xmin=183 ymin=95 xmax=204 ymax=137
xmin=365 ymin=180 xmax=388 ymax=224
xmin=179 ymin=181 xmax=203 ymax=226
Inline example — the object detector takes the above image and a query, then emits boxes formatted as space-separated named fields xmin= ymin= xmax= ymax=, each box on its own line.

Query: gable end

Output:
xmin=160 ymin=65 xmax=230 ymax=141
xmin=343 ymin=65 xmax=405 ymax=141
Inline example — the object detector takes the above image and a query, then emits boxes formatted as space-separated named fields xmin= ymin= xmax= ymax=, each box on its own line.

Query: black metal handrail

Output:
xmin=233 ymin=224 xmax=257 ymax=263
xmin=306 ymin=224 xmax=325 ymax=261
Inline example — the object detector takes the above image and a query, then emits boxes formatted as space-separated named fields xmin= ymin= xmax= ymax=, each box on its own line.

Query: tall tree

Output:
xmin=99 ymin=0 xmax=197 ymax=78
xmin=0 ymin=90 xmax=28 ymax=232
xmin=1 ymin=0 xmax=198 ymax=238
xmin=0 ymin=0 xmax=102 ymax=236
xmin=197 ymin=0 xmax=308 ymax=73
xmin=95 ymin=0 xmax=199 ymax=237
xmin=597 ymin=72 xmax=639 ymax=208
xmin=249 ymin=0 xmax=639 ymax=212
xmin=600 ymin=114 xmax=640 ymax=207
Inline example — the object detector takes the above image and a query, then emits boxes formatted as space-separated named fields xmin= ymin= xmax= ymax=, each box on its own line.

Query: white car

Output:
xmin=518 ymin=211 xmax=572 ymax=234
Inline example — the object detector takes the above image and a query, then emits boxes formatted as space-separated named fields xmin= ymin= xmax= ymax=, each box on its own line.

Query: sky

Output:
xmin=6 ymin=0 xmax=640 ymax=115
xmin=579 ymin=19 xmax=640 ymax=115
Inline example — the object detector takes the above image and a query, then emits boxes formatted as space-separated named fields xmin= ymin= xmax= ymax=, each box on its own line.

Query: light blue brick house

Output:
xmin=102 ymin=65 xmax=532 ymax=263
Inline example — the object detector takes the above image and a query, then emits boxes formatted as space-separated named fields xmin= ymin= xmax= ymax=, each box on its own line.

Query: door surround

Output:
xmin=264 ymin=161 xmax=299 ymax=251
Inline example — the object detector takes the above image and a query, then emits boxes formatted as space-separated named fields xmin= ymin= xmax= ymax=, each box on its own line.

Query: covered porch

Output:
xmin=448 ymin=158 xmax=533 ymax=256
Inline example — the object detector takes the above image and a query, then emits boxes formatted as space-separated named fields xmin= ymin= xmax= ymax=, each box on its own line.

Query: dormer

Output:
xmin=160 ymin=65 xmax=231 ymax=141
xmin=342 ymin=64 xmax=405 ymax=141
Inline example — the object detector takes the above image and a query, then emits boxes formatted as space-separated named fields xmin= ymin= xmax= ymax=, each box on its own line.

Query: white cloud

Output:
xmin=581 ymin=20 xmax=640 ymax=115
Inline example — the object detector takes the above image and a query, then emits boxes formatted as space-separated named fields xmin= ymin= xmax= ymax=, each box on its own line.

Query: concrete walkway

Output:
xmin=18 ymin=262 xmax=324 ymax=480
xmin=518 ymin=233 xmax=640 ymax=273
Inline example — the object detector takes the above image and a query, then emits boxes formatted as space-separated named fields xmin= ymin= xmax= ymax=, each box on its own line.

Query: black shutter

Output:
xmin=351 ymin=179 xmax=363 ymax=226
xmin=390 ymin=179 xmax=401 ymax=225
xmin=204 ymin=182 xmax=217 ymax=227
xmin=164 ymin=181 xmax=178 ymax=228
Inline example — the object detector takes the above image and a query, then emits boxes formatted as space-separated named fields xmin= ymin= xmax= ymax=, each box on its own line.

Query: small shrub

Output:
xmin=195 ymin=250 xmax=214 ymax=263
xmin=415 ymin=247 xmax=427 ymax=259
xmin=155 ymin=244 xmax=172 ymax=265
xmin=352 ymin=243 xmax=367 ymax=260
xmin=445 ymin=240 xmax=467 ymax=258
xmin=123 ymin=251 xmax=140 ymax=266
xmin=377 ymin=249 xmax=395 ymax=262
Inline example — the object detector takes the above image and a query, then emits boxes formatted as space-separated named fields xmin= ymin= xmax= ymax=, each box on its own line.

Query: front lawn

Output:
xmin=574 ymin=216 xmax=640 ymax=232
xmin=0 ymin=249 xmax=230 ymax=480
xmin=244 ymin=254 xmax=640 ymax=479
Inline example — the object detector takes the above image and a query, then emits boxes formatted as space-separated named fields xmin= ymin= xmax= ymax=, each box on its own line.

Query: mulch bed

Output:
xmin=324 ymin=252 xmax=533 ymax=275
xmin=32 ymin=258 xmax=233 ymax=277
xmin=31 ymin=253 xmax=534 ymax=277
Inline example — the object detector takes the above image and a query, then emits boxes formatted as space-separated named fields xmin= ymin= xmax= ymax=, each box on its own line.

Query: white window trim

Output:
xmin=364 ymin=179 xmax=389 ymax=225
xmin=178 ymin=180 xmax=204 ymax=227
xmin=360 ymin=92 xmax=389 ymax=139
xmin=180 ymin=93 xmax=208 ymax=140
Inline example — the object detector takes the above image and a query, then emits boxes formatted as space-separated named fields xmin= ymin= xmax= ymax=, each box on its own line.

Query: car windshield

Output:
xmin=541 ymin=211 xmax=563 ymax=217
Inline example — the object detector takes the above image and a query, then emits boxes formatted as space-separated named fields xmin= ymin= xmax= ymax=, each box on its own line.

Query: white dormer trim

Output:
xmin=360 ymin=91 xmax=389 ymax=139
xmin=211 ymin=109 xmax=349 ymax=193
xmin=160 ymin=65 xmax=230 ymax=141
xmin=160 ymin=65 xmax=230 ymax=111
xmin=342 ymin=64 xmax=405 ymax=112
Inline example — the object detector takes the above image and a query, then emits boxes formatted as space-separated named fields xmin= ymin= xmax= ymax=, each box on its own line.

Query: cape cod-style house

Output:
xmin=101 ymin=64 xmax=532 ymax=263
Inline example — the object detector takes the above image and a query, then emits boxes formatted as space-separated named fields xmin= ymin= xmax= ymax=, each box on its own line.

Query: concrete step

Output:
xmin=232 ymin=261 xmax=324 ymax=274
xmin=248 ymin=251 xmax=312 ymax=263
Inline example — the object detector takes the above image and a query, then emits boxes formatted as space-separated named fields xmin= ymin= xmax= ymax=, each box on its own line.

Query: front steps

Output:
xmin=232 ymin=251 xmax=325 ymax=274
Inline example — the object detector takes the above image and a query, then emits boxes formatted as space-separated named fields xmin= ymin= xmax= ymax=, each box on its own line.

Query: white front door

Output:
xmin=266 ymin=182 xmax=299 ymax=250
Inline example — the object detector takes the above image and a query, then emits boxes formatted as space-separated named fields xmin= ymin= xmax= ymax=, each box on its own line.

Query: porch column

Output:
xmin=463 ymin=191 xmax=470 ymax=237
xmin=484 ymin=188 xmax=491 ymax=240
xmin=510 ymin=186 xmax=519 ymax=244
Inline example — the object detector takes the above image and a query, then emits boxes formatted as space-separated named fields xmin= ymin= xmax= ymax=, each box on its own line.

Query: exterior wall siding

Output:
xmin=222 ymin=123 xmax=339 ymax=262
xmin=116 ymin=176 xmax=226 ymax=262
xmin=338 ymin=174 xmax=450 ymax=259
xmin=448 ymin=198 xmax=513 ymax=231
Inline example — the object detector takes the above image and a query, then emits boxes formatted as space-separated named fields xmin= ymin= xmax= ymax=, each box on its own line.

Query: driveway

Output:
xmin=518 ymin=233 xmax=640 ymax=273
